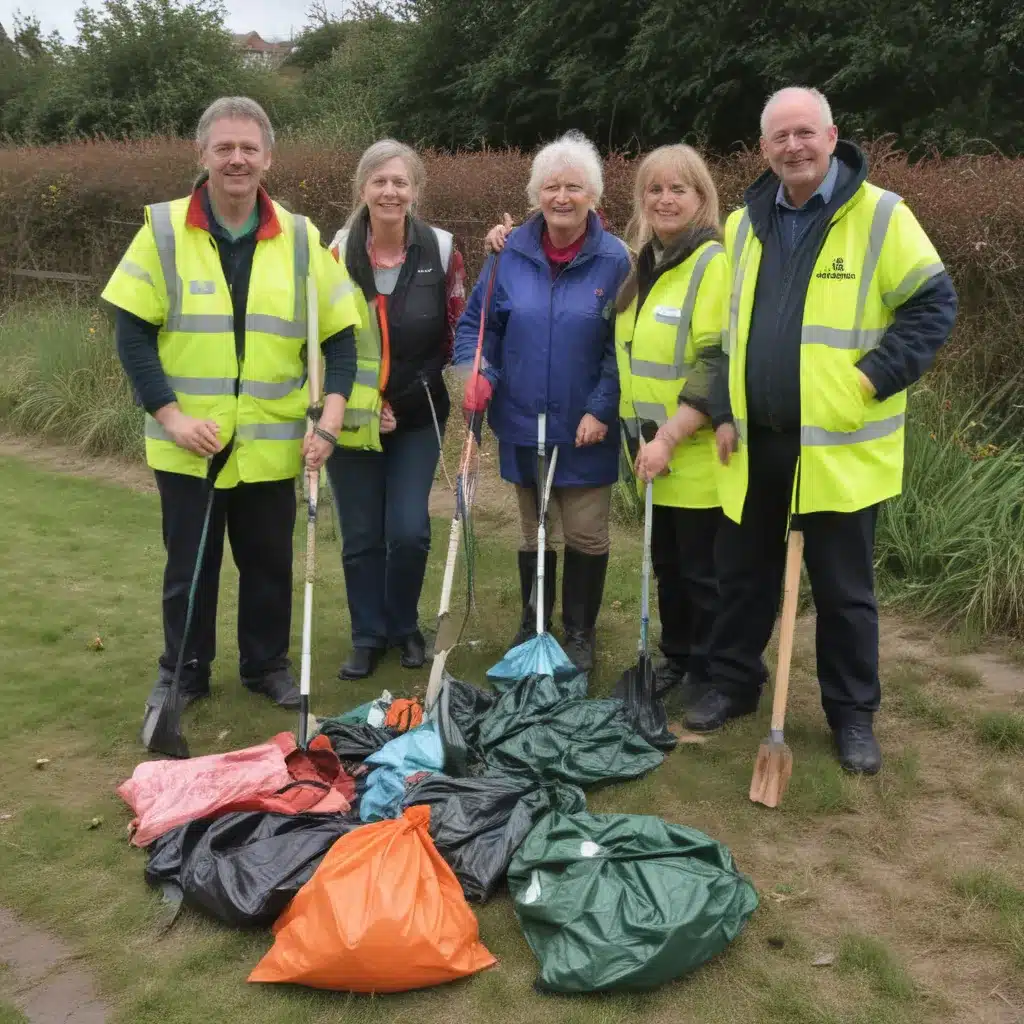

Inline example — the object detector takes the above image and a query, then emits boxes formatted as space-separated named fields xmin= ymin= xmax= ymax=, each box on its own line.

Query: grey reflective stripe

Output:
xmin=149 ymin=202 xmax=182 ymax=325
xmin=849 ymin=190 xmax=901 ymax=349
xmin=144 ymin=415 xmax=172 ymax=442
xmin=630 ymin=357 xmax=692 ymax=381
xmin=292 ymin=214 xmax=309 ymax=324
xmin=339 ymin=407 xmax=376 ymax=430
xmin=632 ymin=401 xmax=668 ymax=426
xmin=801 ymin=326 xmax=886 ymax=350
xmin=631 ymin=242 xmax=724 ymax=382
xmin=622 ymin=418 xmax=639 ymax=437
xmin=245 ymin=313 xmax=306 ymax=338
xmin=240 ymin=375 xmax=307 ymax=400
xmin=119 ymin=259 xmax=153 ymax=286
xmin=734 ymin=417 xmax=748 ymax=443
xmin=166 ymin=375 xmax=236 ymax=396
xmin=882 ymin=261 xmax=944 ymax=309
xmin=801 ymin=414 xmax=905 ymax=447
xmin=726 ymin=211 xmax=752 ymax=357
xmin=236 ymin=422 xmax=306 ymax=441
xmin=330 ymin=280 xmax=355 ymax=305
xmin=354 ymin=366 xmax=379 ymax=388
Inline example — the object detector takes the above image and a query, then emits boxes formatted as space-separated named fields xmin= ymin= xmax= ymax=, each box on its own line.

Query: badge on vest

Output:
xmin=189 ymin=280 xmax=216 ymax=295
xmin=653 ymin=305 xmax=682 ymax=324
xmin=815 ymin=257 xmax=856 ymax=281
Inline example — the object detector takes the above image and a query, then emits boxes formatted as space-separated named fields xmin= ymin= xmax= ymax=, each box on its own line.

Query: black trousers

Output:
xmin=652 ymin=504 xmax=721 ymax=685
xmin=706 ymin=427 xmax=880 ymax=725
xmin=154 ymin=470 xmax=296 ymax=684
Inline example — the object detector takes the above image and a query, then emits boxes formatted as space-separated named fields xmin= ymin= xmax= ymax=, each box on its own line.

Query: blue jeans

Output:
xmin=326 ymin=424 xmax=441 ymax=649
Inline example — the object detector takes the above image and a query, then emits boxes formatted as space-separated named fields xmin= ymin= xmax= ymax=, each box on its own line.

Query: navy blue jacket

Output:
xmin=454 ymin=211 xmax=631 ymax=487
xmin=710 ymin=141 xmax=958 ymax=430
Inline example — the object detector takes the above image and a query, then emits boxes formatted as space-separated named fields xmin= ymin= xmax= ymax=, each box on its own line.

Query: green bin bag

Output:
xmin=508 ymin=810 xmax=759 ymax=993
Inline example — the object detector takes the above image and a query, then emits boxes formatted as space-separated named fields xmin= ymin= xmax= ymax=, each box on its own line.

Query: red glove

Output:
xmin=463 ymin=373 xmax=493 ymax=414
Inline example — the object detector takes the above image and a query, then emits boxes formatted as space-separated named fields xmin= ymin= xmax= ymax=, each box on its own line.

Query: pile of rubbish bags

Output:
xmin=117 ymin=664 xmax=759 ymax=996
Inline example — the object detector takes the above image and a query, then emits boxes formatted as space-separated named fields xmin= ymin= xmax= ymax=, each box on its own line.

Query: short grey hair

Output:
xmin=526 ymin=130 xmax=603 ymax=209
xmin=760 ymin=86 xmax=833 ymax=136
xmin=345 ymin=138 xmax=426 ymax=229
xmin=196 ymin=96 xmax=275 ymax=151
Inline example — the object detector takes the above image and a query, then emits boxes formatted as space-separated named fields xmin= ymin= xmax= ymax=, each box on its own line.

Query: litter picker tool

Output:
xmin=297 ymin=260 xmax=322 ymax=749
xmin=424 ymin=254 xmax=500 ymax=714
xmin=749 ymin=524 xmax=804 ymax=807
xmin=486 ymin=409 xmax=574 ymax=686
xmin=140 ymin=448 xmax=229 ymax=759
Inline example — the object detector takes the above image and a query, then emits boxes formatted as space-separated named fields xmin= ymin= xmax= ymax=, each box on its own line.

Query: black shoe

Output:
xmin=338 ymin=646 xmax=382 ymax=680
xmin=398 ymin=631 xmax=426 ymax=669
xmin=243 ymin=668 xmax=300 ymax=709
xmin=146 ymin=662 xmax=210 ymax=711
xmin=561 ymin=547 xmax=608 ymax=673
xmin=833 ymin=721 xmax=882 ymax=774
xmin=684 ymin=687 xmax=759 ymax=732
xmin=653 ymin=657 xmax=688 ymax=697
xmin=510 ymin=549 xmax=557 ymax=648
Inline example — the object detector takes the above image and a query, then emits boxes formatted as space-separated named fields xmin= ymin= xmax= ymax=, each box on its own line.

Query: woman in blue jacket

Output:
xmin=454 ymin=131 xmax=631 ymax=672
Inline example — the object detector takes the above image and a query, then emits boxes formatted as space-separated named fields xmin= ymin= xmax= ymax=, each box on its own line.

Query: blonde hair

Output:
xmin=345 ymin=138 xmax=427 ymax=230
xmin=526 ymin=130 xmax=603 ymax=210
xmin=623 ymin=143 xmax=720 ymax=254
xmin=615 ymin=144 xmax=721 ymax=314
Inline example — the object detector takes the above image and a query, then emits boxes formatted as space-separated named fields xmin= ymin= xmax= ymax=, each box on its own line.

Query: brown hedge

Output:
xmin=2 ymin=138 xmax=1022 ymax=387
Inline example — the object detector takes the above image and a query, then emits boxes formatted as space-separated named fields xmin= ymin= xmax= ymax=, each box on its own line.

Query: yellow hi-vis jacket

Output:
xmin=101 ymin=189 xmax=367 ymax=488
xmin=615 ymin=240 xmax=728 ymax=508
xmin=718 ymin=182 xmax=946 ymax=521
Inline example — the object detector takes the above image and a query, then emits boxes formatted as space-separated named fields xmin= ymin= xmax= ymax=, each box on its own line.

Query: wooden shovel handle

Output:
xmin=770 ymin=528 xmax=804 ymax=733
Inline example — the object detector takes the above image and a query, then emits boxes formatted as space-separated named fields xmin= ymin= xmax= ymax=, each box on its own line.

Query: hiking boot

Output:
xmin=833 ymin=720 xmax=882 ymax=775
xmin=398 ymin=630 xmax=426 ymax=669
xmin=338 ymin=646 xmax=383 ymax=680
xmin=510 ymin=549 xmax=557 ymax=648
xmin=561 ymin=547 xmax=609 ymax=673
xmin=243 ymin=667 xmax=300 ymax=708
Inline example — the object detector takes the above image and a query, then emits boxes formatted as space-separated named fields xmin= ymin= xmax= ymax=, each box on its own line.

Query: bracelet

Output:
xmin=313 ymin=425 xmax=337 ymax=447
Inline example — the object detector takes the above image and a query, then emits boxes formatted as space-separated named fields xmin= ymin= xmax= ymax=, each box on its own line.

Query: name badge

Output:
xmin=189 ymin=280 xmax=216 ymax=295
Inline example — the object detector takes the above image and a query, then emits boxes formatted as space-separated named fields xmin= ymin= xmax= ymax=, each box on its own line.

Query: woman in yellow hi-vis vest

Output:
xmin=102 ymin=97 xmax=368 ymax=721
xmin=613 ymin=144 xmax=730 ymax=700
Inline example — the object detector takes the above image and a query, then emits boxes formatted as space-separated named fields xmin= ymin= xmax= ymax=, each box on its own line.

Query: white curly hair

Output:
xmin=526 ymin=130 xmax=604 ymax=210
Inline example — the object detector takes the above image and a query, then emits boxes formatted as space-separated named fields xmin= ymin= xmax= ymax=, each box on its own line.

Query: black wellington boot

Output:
xmin=561 ymin=547 xmax=609 ymax=673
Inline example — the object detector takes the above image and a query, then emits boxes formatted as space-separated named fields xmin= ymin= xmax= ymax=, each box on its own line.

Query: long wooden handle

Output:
xmin=770 ymin=528 xmax=804 ymax=734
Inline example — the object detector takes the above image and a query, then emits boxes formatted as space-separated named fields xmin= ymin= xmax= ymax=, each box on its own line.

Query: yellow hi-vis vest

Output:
xmin=718 ymin=182 xmax=946 ymax=521
xmin=101 ymin=195 xmax=366 ymax=487
xmin=615 ymin=240 xmax=728 ymax=508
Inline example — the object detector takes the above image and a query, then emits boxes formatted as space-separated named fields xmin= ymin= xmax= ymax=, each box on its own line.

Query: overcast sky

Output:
xmin=0 ymin=0 xmax=347 ymax=43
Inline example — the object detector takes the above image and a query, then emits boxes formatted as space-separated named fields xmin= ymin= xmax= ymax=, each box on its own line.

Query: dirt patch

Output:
xmin=0 ymin=908 xmax=108 ymax=1023
xmin=0 ymin=435 xmax=153 ymax=495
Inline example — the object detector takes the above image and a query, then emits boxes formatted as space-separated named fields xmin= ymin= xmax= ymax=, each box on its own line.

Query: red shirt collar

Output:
xmin=185 ymin=179 xmax=282 ymax=240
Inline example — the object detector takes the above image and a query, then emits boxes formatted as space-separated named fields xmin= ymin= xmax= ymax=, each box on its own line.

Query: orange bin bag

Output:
xmin=247 ymin=804 xmax=497 ymax=993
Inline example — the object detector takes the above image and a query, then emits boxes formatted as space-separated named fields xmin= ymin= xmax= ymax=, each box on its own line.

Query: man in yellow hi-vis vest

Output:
xmin=101 ymin=96 xmax=367 ymax=718
xmin=682 ymin=87 xmax=957 ymax=774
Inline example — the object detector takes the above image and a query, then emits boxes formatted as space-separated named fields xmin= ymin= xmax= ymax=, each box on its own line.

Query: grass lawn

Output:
xmin=0 ymin=453 xmax=1022 ymax=1024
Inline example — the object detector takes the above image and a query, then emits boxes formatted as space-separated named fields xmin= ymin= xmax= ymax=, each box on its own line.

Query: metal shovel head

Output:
xmin=749 ymin=735 xmax=792 ymax=808
xmin=139 ymin=688 xmax=190 ymax=760
xmin=612 ymin=654 xmax=677 ymax=752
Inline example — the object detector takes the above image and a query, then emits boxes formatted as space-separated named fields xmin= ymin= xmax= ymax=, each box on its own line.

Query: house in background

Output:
xmin=232 ymin=31 xmax=295 ymax=67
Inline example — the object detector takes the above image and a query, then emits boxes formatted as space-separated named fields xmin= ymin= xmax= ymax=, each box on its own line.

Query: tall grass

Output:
xmin=876 ymin=378 xmax=1024 ymax=638
xmin=0 ymin=300 xmax=142 ymax=459
xmin=3 ymin=299 xmax=1024 ymax=639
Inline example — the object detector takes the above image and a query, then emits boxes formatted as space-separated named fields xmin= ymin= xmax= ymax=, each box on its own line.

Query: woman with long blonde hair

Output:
xmin=613 ymin=143 xmax=729 ymax=700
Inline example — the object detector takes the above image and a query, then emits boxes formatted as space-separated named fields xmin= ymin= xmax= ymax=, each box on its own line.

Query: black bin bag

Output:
xmin=402 ymin=772 xmax=585 ymax=902
xmin=145 ymin=810 xmax=363 ymax=928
